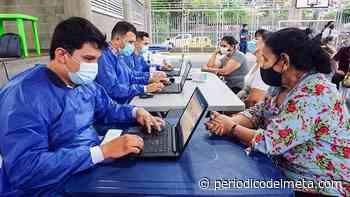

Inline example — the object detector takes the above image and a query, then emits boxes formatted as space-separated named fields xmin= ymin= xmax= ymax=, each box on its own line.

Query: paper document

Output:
xmin=101 ymin=129 xmax=123 ymax=145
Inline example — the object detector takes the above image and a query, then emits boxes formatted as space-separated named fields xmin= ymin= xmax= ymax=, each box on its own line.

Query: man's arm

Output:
xmin=1 ymin=100 xmax=96 ymax=191
xmin=94 ymin=84 xmax=135 ymax=124
xmin=96 ymin=54 xmax=145 ymax=101
xmin=94 ymin=84 xmax=165 ymax=133
xmin=122 ymin=56 xmax=150 ymax=85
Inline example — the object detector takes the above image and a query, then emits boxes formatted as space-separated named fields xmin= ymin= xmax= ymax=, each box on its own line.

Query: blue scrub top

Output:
xmin=95 ymin=47 xmax=149 ymax=104
xmin=124 ymin=52 xmax=150 ymax=73
xmin=0 ymin=65 xmax=135 ymax=196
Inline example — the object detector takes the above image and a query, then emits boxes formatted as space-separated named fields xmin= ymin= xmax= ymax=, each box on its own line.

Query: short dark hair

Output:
xmin=111 ymin=21 xmax=137 ymax=39
xmin=221 ymin=36 xmax=238 ymax=47
xmin=305 ymin=28 xmax=313 ymax=36
xmin=325 ymin=21 xmax=334 ymax=28
xmin=136 ymin=31 xmax=150 ymax=40
xmin=255 ymin=29 xmax=268 ymax=38
xmin=49 ymin=17 xmax=107 ymax=60
xmin=265 ymin=28 xmax=331 ymax=74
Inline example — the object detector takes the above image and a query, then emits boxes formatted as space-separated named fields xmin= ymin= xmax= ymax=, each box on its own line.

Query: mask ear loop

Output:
xmin=271 ymin=55 xmax=281 ymax=68
xmin=279 ymin=54 xmax=289 ymax=73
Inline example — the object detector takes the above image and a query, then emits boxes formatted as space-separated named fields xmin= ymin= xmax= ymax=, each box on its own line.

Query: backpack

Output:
xmin=0 ymin=33 xmax=21 ymax=58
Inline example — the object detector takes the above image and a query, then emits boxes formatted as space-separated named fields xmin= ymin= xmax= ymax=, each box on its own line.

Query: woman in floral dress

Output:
xmin=205 ymin=28 xmax=350 ymax=197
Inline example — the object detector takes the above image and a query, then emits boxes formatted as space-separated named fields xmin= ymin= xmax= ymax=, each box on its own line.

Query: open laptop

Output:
xmin=156 ymin=61 xmax=192 ymax=94
xmin=125 ymin=88 xmax=208 ymax=159
xmin=161 ymin=54 xmax=184 ymax=77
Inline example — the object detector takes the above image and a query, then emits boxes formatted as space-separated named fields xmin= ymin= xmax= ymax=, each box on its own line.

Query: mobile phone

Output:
xmin=139 ymin=93 xmax=154 ymax=99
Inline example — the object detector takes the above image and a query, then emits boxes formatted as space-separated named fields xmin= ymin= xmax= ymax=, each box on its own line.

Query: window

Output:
xmin=131 ymin=0 xmax=145 ymax=25
xmin=90 ymin=0 xmax=124 ymax=19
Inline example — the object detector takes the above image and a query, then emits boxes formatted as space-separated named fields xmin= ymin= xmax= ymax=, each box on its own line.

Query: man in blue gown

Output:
xmin=95 ymin=21 xmax=166 ymax=104
xmin=125 ymin=31 xmax=173 ymax=73
xmin=0 ymin=17 xmax=163 ymax=196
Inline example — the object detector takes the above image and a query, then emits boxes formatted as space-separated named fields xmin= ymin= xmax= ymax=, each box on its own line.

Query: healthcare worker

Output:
xmin=0 ymin=17 xmax=164 ymax=196
xmin=95 ymin=21 xmax=166 ymax=104
xmin=126 ymin=31 xmax=173 ymax=73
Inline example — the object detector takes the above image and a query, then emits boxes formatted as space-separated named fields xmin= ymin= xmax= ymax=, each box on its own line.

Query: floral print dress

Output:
xmin=240 ymin=72 xmax=350 ymax=196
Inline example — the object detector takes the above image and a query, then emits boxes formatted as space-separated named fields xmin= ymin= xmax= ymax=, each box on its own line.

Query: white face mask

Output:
xmin=68 ymin=62 xmax=98 ymax=85
xmin=220 ymin=47 xmax=230 ymax=55
xmin=64 ymin=56 xmax=98 ymax=85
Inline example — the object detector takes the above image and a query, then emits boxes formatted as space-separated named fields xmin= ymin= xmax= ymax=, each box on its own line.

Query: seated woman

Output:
xmin=237 ymin=29 xmax=270 ymax=107
xmin=205 ymin=28 xmax=350 ymax=197
xmin=202 ymin=36 xmax=249 ymax=94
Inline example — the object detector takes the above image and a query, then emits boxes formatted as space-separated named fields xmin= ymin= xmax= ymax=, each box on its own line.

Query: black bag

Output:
xmin=0 ymin=33 xmax=21 ymax=58
xmin=331 ymin=73 xmax=345 ymax=89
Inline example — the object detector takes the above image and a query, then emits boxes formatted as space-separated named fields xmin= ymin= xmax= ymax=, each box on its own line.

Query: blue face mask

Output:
xmin=140 ymin=46 xmax=149 ymax=55
xmin=121 ymin=42 xmax=135 ymax=56
xmin=65 ymin=56 xmax=98 ymax=85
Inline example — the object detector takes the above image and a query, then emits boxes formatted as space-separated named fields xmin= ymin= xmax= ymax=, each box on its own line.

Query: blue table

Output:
xmin=63 ymin=119 xmax=294 ymax=197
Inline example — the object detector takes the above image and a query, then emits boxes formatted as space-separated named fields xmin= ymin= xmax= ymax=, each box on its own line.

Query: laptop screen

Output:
xmin=180 ymin=62 xmax=192 ymax=88
xmin=177 ymin=88 xmax=207 ymax=148
xmin=173 ymin=54 xmax=184 ymax=70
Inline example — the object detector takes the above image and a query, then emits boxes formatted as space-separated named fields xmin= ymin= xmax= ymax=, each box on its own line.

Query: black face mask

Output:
xmin=260 ymin=58 xmax=282 ymax=87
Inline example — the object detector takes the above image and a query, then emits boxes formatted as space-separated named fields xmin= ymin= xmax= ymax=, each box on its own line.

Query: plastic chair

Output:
xmin=0 ymin=13 xmax=41 ymax=57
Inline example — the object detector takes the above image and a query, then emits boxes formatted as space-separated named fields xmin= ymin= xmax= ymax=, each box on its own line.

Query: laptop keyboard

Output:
xmin=161 ymin=84 xmax=177 ymax=92
xmin=142 ymin=124 xmax=172 ymax=153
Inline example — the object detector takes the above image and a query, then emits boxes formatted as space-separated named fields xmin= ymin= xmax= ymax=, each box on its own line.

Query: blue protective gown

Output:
xmin=95 ymin=47 xmax=149 ymax=104
xmin=124 ymin=52 xmax=150 ymax=73
xmin=125 ymin=52 xmax=165 ymax=73
xmin=122 ymin=54 xmax=151 ymax=80
xmin=0 ymin=65 xmax=135 ymax=196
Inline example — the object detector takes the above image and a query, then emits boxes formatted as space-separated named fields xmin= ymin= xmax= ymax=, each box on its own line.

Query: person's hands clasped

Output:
xmin=205 ymin=111 xmax=237 ymax=136
xmin=135 ymin=108 xmax=165 ymax=133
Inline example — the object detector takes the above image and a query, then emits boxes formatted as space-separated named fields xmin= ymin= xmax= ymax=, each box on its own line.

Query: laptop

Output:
xmin=156 ymin=61 xmax=192 ymax=94
xmin=162 ymin=54 xmax=184 ymax=77
xmin=125 ymin=88 xmax=208 ymax=159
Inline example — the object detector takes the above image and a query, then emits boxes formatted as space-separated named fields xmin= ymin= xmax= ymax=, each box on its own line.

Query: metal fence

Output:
xmin=152 ymin=9 xmax=246 ymax=52
xmin=151 ymin=5 xmax=345 ymax=51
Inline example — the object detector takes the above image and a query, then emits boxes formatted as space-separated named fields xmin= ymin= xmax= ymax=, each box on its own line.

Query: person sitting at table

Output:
xmin=202 ymin=36 xmax=249 ymax=94
xmin=237 ymin=29 xmax=270 ymax=108
xmin=205 ymin=28 xmax=350 ymax=197
xmin=0 ymin=17 xmax=164 ymax=196
xmin=124 ymin=31 xmax=172 ymax=73
xmin=95 ymin=21 xmax=166 ymax=104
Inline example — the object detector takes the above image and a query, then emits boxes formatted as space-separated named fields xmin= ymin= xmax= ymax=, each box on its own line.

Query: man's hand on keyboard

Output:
xmin=101 ymin=134 xmax=144 ymax=159
xmin=136 ymin=108 xmax=165 ymax=134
